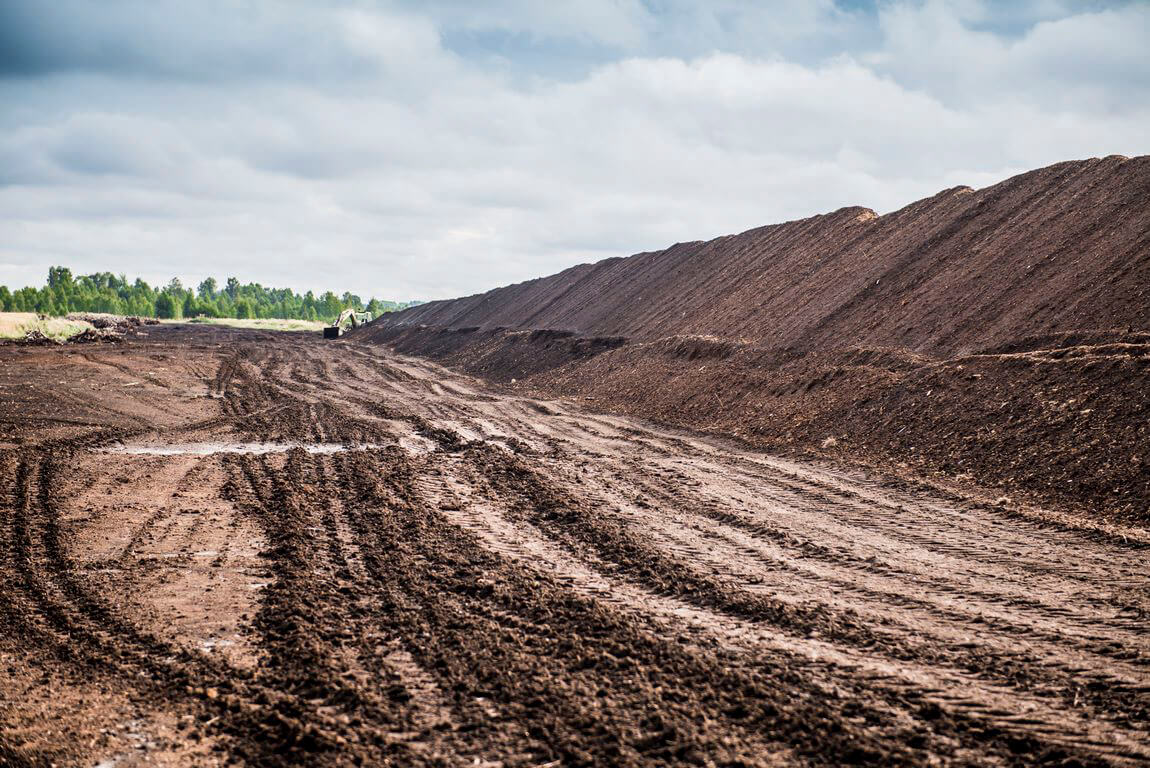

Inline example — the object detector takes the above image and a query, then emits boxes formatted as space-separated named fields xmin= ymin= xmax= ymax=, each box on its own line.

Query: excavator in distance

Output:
xmin=323 ymin=308 xmax=373 ymax=339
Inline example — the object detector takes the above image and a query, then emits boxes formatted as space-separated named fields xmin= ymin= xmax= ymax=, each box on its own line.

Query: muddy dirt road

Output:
xmin=1 ymin=325 xmax=1147 ymax=767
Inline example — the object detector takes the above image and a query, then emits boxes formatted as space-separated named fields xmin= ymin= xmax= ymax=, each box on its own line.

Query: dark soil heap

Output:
xmin=357 ymin=155 xmax=1150 ymax=526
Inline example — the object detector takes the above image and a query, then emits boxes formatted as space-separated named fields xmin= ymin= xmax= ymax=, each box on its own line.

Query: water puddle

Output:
xmin=98 ymin=441 xmax=387 ymax=456
xmin=201 ymin=637 xmax=236 ymax=652
xmin=398 ymin=434 xmax=437 ymax=455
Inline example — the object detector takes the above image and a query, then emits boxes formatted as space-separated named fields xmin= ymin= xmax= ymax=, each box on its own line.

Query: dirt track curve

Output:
xmin=1 ymin=324 xmax=1147 ymax=767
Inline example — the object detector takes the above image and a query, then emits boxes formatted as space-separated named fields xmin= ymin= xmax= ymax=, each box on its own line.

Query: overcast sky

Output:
xmin=1 ymin=0 xmax=1147 ymax=300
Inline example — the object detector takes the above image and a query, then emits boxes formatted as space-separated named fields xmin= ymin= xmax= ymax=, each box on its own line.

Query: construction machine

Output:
xmin=323 ymin=308 xmax=373 ymax=339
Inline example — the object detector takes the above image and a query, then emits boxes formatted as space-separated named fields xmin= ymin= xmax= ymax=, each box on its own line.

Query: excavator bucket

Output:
xmin=323 ymin=326 xmax=341 ymax=339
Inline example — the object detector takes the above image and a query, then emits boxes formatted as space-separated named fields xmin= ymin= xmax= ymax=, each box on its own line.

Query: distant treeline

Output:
xmin=0 ymin=267 xmax=419 ymax=323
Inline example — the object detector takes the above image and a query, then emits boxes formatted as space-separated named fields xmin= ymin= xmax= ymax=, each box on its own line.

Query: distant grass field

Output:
xmin=0 ymin=312 xmax=92 ymax=340
xmin=177 ymin=317 xmax=328 ymax=332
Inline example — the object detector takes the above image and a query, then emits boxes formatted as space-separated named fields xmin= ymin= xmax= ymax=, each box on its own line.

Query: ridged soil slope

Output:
xmin=384 ymin=155 xmax=1150 ymax=357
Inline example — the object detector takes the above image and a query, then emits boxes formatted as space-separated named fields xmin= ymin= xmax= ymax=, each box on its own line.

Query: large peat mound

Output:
xmin=373 ymin=155 xmax=1149 ymax=357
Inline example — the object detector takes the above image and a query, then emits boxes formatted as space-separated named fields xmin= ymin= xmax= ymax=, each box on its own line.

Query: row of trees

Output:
xmin=0 ymin=267 xmax=417 ymax=322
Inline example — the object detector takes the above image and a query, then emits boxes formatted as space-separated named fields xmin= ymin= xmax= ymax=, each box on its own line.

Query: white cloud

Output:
xmin=0 ymin=1 xmax=1146 ymax=300
xmin=870 ymin=0 xmax=1150 ymax=111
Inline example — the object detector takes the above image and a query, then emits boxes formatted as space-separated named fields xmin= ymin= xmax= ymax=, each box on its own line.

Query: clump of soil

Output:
xmin=66 ymin=312 xmax=159 ymax=331
xmin=15 ymin=328 xmax=58 ymax=346
xmin=65 ymin=327 xmax=125 ymax=344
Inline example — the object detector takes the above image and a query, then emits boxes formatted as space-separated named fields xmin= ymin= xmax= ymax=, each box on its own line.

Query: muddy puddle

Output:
xmin=98 ymin=441 xmax=388 ymax=456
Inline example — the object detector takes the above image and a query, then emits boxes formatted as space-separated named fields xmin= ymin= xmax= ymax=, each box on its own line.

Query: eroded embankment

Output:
xmin=362 ymin=322 xmax=627 ymax=382
xmin=358 ymin=323 xmax=1150 ymax=528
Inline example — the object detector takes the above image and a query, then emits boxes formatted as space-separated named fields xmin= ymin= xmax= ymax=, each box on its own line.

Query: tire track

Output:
xmin=6 ymin=325 xmax=1148 ymax=766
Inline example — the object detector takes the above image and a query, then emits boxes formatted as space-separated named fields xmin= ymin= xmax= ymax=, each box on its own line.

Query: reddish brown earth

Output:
xmin=358 ymin=155 xmax=1150 ymax=525
xmin=1 ymin=324 xmax=1148 ymax=766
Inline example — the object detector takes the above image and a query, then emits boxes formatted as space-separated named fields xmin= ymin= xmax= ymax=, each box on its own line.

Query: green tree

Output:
xmin=47 ymin=266 xmax=74 ymax=290
xmin=92 ymin=292 xmax=123 ymax=314
xmin=320 ymin=291 xmax=342 ymax=322
xmin=197 ymin=277 xmax=218 ymax=301
xmin=0 ymin=267 xmax=415 ymax=322
xmin=36 ymin=287 xmax=57 ymax=315
xmin=155 ymin=293 xmax=180 ymax=319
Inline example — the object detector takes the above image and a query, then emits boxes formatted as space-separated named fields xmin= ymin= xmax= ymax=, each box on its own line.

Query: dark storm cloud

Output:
xmin=0 ymin=0 xmax=383 ymax=81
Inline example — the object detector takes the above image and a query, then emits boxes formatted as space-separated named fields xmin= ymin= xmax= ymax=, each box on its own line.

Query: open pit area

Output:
xmin=1 ymin=323 xmax=1147 ymax=767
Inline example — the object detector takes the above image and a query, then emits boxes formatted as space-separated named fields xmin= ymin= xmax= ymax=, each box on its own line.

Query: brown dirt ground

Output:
xmin=1 ymin=324 xmax=1148 ymax=767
